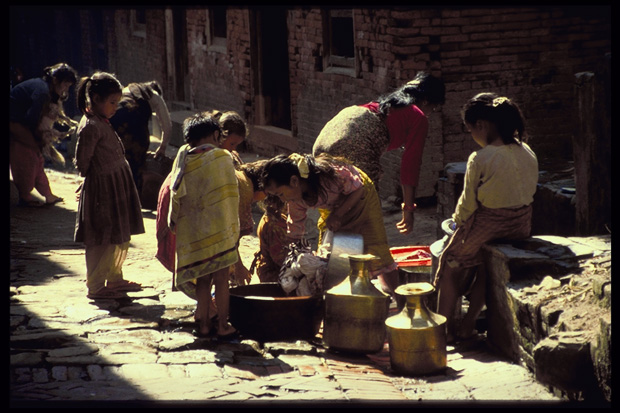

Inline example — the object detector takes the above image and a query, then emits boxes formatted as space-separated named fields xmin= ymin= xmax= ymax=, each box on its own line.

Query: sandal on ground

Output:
xmin=216 ymin=330 xmax=240 ymax=341
xmin=45 ymin=197 xmax=64 ymax=206
xmin=192 ymin=328 xmax=213 ymax=338
xmin=87 ymin=287 xmax=127 ymax=300
xmin=18 ymin=199 xmax=45 ymax=208
xmin=107 ymin=280 xmax=142 ymax=292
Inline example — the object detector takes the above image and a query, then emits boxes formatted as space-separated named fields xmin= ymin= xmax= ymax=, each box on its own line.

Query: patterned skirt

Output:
xmin=433 ymin=204 xmax=533 ymax=285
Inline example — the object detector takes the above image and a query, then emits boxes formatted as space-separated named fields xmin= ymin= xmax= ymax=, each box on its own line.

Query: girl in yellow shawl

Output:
xmin=169 ymin=112 xmax=239 ymax=338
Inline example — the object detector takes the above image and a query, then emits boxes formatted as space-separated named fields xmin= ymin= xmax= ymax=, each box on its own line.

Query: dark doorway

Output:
xmin=251 ymin=7 xmax=292 ymax=130
xmin=172 ymin=7 xmax=188 ymax=102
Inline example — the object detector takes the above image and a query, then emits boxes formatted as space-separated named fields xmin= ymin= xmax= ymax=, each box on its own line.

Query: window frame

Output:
xmin=206 ymin=6 xmax=227 ymax=53
xmin=130 ymin=9 xmax=146 ymax=39
xmin=322 ymin=8 xmax=358 ymax=77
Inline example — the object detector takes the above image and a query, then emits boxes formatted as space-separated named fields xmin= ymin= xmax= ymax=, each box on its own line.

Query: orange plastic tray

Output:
xmin=390 ymin=246 xmax=432 ymax=267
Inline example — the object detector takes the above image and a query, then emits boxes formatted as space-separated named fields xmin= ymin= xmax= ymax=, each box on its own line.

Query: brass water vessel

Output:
xmin=385 ymin=282 xmax=447 ymax=375
xmin=323 ymin=253 xmax=390 ymax=353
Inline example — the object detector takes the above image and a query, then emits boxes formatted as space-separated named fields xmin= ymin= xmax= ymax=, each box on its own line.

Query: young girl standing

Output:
xmin=169 ymin=111 xmax=239 ymax=338
xmin=434 ymin=93 xmax=538 ymax=342
xmin=74 ymin=72 xmax=145 ymax=300
xmin=259 ymin=153 xmax=401 ymax=301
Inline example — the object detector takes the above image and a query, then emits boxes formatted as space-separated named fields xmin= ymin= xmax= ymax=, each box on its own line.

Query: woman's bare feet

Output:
xmin=193 ymin=320 xmax=213 ymax=338
xmin=217 ymin=322 xmax=237 ymax=337
xmin=45 ymin=195 xmax=64 ymax=205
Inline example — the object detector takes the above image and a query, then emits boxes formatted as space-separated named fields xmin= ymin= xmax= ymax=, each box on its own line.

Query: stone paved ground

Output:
xmin=10 ymin=162 xmax=575 ymax=408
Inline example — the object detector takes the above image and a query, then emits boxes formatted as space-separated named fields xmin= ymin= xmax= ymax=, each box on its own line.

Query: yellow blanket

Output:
xmin=169 ymin=144 xmax=240 ymax=299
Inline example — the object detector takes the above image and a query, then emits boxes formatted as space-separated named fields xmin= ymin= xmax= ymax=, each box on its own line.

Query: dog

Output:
xmin=38 ymin=100 xmax=77 ymax=167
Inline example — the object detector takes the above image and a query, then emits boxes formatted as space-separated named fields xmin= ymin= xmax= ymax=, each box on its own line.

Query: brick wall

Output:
xmin=105 ymin=6 xmax=610 ymax=202
xmin=287 ymin=6 xmax=610 ymax=199
xmin=185 ymin=8 xmax=250 ymax=120
xmin=108 ymin=10 xmax=169 ymax=93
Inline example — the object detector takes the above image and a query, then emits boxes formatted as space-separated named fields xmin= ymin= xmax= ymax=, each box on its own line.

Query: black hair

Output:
xmin=260 ymin=153 xmax=350 ymax=206
xmin=238 ymin=159 xmax=267 ymax=192
xmin=43 ymin=63 xmax=78 ymax=103
xmin=182 ymin=111 xmax=222 ymax=147
xmin=43 ymin=63 xmax=78 ymax=86
xmin=76 ymin=71 xmax=123 ymax=114
xmin=220 ymin=111 xmax=248 ymax=137
xmin=124 ymin=80 xmax=163 ymax=102
xmin=377 ymin=71 xmax=445 ymax=115
xmin=461 ymin=92 xmax=527 ymax=144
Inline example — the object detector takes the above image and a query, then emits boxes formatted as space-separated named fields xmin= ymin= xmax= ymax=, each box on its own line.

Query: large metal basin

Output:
xmin=229 ymin=283 xmax=323 ymax=342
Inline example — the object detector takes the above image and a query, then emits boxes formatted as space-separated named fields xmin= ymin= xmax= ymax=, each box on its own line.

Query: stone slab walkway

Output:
xmin=10 ymin=166 xmax=572 ymax=407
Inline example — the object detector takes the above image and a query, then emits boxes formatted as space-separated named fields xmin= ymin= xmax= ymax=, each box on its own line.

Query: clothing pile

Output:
xmin=278 ymin=239 xmax=329 ymax=297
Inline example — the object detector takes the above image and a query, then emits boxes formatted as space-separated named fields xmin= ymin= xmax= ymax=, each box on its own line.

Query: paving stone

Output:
xmin=102 ymin=365 xmax=123 ymax=381
xmin=157 ymin=332 xmax=196 ymax=350
xmin=157 ymin=349 xmax=223 ymax=364
xmin=99 ymin=342 xmax=158 ymax=356
xmin=11 ymin=352 xmax=44 ymax=366
xmin=67 ymin=366 xmax=87 ymax=380
xmin=50 ymin=366 xmax=68 ymax=381
xmin=223 ymin=364 xmax=261 ymax=380
xmin=46 ymin=355 xmax=107 ymax=365
xmin=48 ymin=344 xmax=99 ymax=358
xmin=186 ymin=363 xmax=224 ymax=379
xmin=87 ymin=329 xmax=163 ymax=346
xmin=166 ymin=364 xmax=188 ymax=379
xmin=297 ymin=364 xmax=317 ymax=376
xmin=278 ymin=353 xmax=326 ymax=367
xmin=119 ymin=363 xmax=170 ymax=380
xmin=31 ymin=368 xmax=49 ymax=383
xmin=265 ymin=365 xmax=285 ymax=375
xmin=86 ymin=364 xmax=106 ymax=381
xmin=13 ymin=367 xmax=32 ymax=383
xmin=280 ymin=376 xmax=342 ymax=393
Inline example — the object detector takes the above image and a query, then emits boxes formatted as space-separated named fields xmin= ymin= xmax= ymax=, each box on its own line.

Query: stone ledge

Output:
xmin=482 ymin=235 xmax=611 ymax=402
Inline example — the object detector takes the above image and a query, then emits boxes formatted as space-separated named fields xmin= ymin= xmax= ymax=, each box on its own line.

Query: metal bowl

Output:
xmin=229 ymin=283 xmax=323 ymax=342
xmin=441 ymin=218 xmax=456 ymax=236
xmin=322 ymin=231 xmax=364 ymax=291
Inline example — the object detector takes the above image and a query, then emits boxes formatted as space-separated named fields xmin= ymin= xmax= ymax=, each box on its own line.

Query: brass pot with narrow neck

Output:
xmin=323 ymin=253 xmax=390 ymax=354
xmin=385 ymin=282 xmax=447 ymax=375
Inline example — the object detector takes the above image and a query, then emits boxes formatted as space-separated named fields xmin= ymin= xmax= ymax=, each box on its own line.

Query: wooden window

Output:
xmin=323 ymin=9 xmax=357 ymax=77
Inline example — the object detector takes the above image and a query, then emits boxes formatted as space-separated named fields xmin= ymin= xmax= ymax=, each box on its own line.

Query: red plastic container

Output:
xmin=390 ymin=246 xmax=432 ymax=268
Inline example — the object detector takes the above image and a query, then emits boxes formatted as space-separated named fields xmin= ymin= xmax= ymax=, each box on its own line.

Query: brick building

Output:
xmin=11 ymin=5 xmax=611 ymax=203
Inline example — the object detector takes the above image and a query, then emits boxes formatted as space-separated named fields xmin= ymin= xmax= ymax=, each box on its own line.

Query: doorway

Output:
xmin=251 ymin=7 xmax=292 ymax=130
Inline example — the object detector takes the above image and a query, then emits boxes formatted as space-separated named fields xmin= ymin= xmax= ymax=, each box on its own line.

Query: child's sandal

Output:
xmin=87 ymin=287 xmax=127 ymax=300
xmin=107 ymin=280 xmax=142 ymax=292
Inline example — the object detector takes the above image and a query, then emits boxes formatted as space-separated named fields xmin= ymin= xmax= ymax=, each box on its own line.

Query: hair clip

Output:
xmin=492 ymin=97 xmax=509 ymax=107
xmin=288 ymin=153 xmax=309 ymax=179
